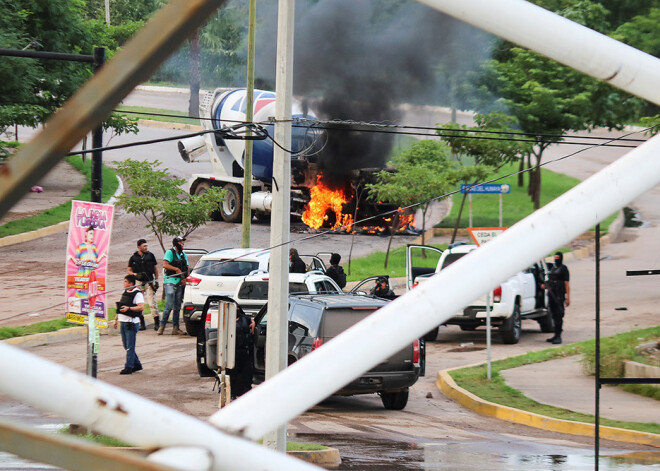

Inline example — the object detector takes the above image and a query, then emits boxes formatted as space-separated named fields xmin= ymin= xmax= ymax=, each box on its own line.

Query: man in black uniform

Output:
xmin=228 ymin=307 xmax=255 ymax=399
xmin=371 ymin=276 xmax=396 ymax=300
xmin=289 ymin=248 xmax=306 ymax=274
xmin=543 ymin=252 xmax=570 ymax=344
xmin=326 ymin=253 xmax=347 ymax=289
xmin=127 ymin=239 xmax=160 ymax=331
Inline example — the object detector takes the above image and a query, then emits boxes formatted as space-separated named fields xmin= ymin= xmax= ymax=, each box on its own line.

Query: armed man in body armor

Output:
xmin=127 ymin=239 xmax=159 ymax=331
xmin=542 ymin=252 xmax=571 ymax=344
xmin=159 ymin=236 xmax=190 ymax=335
xmin=114 ymin=275 xmax=144 ymax=375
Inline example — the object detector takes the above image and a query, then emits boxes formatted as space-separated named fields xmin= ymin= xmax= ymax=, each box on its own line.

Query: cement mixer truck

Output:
xmin=177 ymin=88 xmax=323 ymax=223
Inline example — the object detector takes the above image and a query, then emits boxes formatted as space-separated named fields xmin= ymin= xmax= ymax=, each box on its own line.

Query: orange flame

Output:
xmin=359 ymin=208 xmax=415 ymax=234
xmin=302 ymin=174 xmax=354 ymax=230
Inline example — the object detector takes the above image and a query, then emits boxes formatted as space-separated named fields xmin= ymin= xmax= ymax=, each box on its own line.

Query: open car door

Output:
xmin=300 ymin=253 xmax=328 ymax=273
xmin=405 ymin=244 xmax=443 ymax=291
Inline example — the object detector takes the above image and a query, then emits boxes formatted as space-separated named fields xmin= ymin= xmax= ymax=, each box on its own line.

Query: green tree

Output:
xmin=367 ymin=141 xmax=490 ymax=265
xmin=114 ymin=159 xmax=226 ymax=252
xmin=464 ymin=1 xmax=644 ymax=209
xmin=0 ymin=0 xmax=139 ymax=150
xmin=440 ymin=111 xmax=533 ymax=241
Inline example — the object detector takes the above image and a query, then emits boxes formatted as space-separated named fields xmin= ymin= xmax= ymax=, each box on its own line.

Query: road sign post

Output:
xmin=461 ymin=184 xmax=510 ymax=228
xmin=467 ymin=226 xmax=507 ymax=379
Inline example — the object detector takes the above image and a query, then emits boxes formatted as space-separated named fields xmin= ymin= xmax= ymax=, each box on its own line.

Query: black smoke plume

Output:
xmin=255 ymin=0 xmax=491 ymax=180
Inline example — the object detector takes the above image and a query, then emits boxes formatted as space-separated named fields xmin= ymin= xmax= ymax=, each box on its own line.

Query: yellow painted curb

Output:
xmin=437 ymin=369 xmax=660 ymax=447
xmin=287 ymin=447 xmax=341 ymax=468
xmin=3 ymin=326 xmax=87 ymax=348
xmin=0 ymin=221 xmax=69 ymax=248
xmin=137 ymin=119 xmax=202 ymax=132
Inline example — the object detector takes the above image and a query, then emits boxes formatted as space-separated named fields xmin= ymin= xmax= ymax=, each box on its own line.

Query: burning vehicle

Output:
xmin=177 ymin=88 xmax=415 ymax=234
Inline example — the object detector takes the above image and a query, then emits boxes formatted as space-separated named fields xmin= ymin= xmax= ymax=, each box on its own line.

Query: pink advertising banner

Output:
xmin=65 ymin=201 xmax=114 ymax=328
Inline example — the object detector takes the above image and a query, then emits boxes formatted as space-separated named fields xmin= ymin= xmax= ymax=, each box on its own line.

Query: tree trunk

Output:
xmin=531 ymin=152 xmax=543 ymax=209
xmin=421 ymin=206 xmax=428 ymax=246
xmin=527 ymin=153 xmax=533 ymax=198
xmin=188 ymin=31 xmax=201 ymax=118
xmin=517 ymin=157 xmax=524 ymax=187
xmin=384 ymin=212 xmax=400 ymax=269
xmin=451 ymin=180 xmax=477 ymax=244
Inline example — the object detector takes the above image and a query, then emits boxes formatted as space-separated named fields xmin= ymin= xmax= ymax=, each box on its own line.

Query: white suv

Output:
xmin=234 ymin=271 xmax=342 ymax=316
xmin=182 ymin=248 xmax=269 ymax=335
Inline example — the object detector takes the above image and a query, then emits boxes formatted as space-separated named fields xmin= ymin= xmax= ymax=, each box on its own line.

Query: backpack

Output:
xmin=329 ymin=265 xmax=346 ymax=289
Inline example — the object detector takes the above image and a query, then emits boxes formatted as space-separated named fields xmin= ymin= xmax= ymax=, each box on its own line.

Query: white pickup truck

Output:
xmin=406 ymin=243 xmax=553 ymax=344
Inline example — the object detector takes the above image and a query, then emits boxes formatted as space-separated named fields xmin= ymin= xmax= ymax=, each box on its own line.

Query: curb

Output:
xmin=0 ymin=174 xmax=124 ymax=249
xmin=436 ymin=367 xmax=660 ymax=448
xmin=3 ymin=313 xmax=158 ymax=348
xmin=287 ymin=447 xmax=341 ymax=468
xmin=3 ymin=326 xmax=87 ymax=348
xmin=136 ymin=118 xmax=202 ymax=133
xmin=106 ymin=445 xmax=341 ymax=468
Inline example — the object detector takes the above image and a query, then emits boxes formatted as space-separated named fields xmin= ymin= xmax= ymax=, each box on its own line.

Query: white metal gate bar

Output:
xmin=418 ymin=0 xmax=660 ymax=107
xmin=0 ymin=343 xmax=319 ymax=471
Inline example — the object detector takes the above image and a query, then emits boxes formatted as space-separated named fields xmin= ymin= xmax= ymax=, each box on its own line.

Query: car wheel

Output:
xmin=196 ymin=329 xmax=216 ymax=378
xmin=422 ymin=326 xmax=439 ymax=341
xmin=220 ymin=183 xmax=242 ymax=223
xmin=380 ymin=390 xmax=409 ymax=410
xmin=184 ymin=318 xmax=200 ymax=337
xmin=500 ymin=303 xmax=522 ymax=344
xmin=194 ymin=182 xmax=222 ymax=221
xmin=537 ymin=310 xmax=554 ymax=333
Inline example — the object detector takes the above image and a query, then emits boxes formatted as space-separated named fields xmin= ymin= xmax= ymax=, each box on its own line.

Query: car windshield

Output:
xmin=239 ymin=281 xmax=309 ymax=300
xmin=195 ymin=259 xmax=259 ymax=276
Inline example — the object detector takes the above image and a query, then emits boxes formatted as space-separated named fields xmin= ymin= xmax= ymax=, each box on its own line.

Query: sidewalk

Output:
xmin=0 ymin=160 xmax=85 ymax=225
xmin=501 ymin=355 xmax=660 ymax=425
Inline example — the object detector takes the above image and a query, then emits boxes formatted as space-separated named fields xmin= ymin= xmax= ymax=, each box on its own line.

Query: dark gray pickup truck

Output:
xmin=202 ymin=293 xmax=424 ymax=410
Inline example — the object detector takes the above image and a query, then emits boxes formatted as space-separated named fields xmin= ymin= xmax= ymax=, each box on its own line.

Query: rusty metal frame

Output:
xmin=0 ymin=0 xmax=227 ymax=219
xmin=0 ymin=418 xmax=176 ymax=471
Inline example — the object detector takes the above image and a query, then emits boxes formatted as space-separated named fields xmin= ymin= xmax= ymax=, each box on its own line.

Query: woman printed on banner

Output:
xmin=70 ymin=225 xmax=106 ymax=298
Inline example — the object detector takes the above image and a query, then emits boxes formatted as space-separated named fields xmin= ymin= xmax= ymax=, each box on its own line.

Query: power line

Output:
xmin=116 ymin=108 xmax=647 ymax=145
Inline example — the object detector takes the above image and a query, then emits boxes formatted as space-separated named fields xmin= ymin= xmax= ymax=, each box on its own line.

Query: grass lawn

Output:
xmin=449 ymin=325 xmax=660 ymax=435
xmin=0 ymin=156 xmax=119 ymax=238
xmin=345 ymin=244 xmax=446 ymax=282
xmin=436 ymin=163 xmax=618 ymax=231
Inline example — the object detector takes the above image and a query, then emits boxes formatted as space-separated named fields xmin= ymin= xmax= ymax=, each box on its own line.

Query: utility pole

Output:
xmin=87 ymin=46 xmax=105 ymax=379
xmin=263 ymin=0 xmax=294 ymax=453
xmin=105 ymin=0 xmax=110 ymax=24
xmin=241 ymin=0 xmax=257 ymax=248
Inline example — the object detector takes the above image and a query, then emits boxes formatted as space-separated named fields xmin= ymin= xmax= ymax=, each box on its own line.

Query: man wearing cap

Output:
xmin=159 ymin=236 xmax=190 ymax=335
xmin=127 ymin=238 xmax=160 ymax=331
xmin=289 ymin=248 xmax=306 ymax=274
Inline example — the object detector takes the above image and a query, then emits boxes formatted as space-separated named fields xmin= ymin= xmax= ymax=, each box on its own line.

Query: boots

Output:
xmin=172 ymin=327 xmax=185 ymax=336
xmin=139 ymin=314 xmax=146 ymax=331
xmin=551 ymin=336 xmax=562 ymax=344
xmin=153 ymin=315 xmax=160 ymax=331
xmin=546 ymin=336 xmax=556 ymax=342
xmin=157 ymin=324 xmax=165 ymax=336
